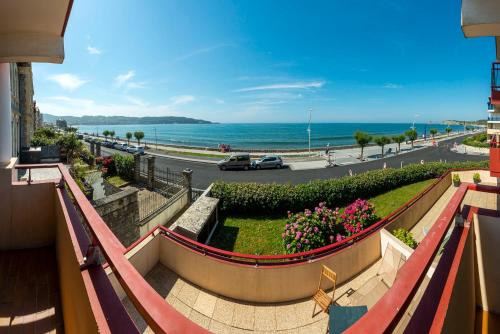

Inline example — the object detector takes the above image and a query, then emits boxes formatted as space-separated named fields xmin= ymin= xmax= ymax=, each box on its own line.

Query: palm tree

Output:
xmin=126 ymin=132 xmax=132 ymax=145
xmin=405 ymin=129 xmax=418 ymax=149
xmin=134 ymin=131 xmax=145 ymax=146
xmin=102 ymin=130 xmax=110 ymax=140
xmin=445 ymin=127 xmax=452 ymax=137
xmin=109 ymin=130 xmax=115 ymax=141
xmin=391 ymin=134 xmax=406 ymax=153
xmin=430 ymin=128 xmax=438 ymax=139
xmin=374 ymin=136 xmax=391 ymax=157
xmin=354 ymin=131 xmax=372 ymax=160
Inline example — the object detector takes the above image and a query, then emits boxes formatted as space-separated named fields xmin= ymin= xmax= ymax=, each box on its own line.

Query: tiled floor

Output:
xmin=123 ymin=259 xmax=383 ymax=333
xmin=0 ymin=247 xmax=64 ymax=333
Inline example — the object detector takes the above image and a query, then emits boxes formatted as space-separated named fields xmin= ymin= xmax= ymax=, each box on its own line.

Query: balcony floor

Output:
xmin=0 ymin=247 xmax=63 ymax=333
xmin=122 ymin=259 xmax=384 ymax=333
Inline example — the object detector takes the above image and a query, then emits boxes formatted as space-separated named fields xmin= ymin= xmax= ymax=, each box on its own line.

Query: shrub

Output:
xmin=113 ymin=153 xmax=134 ymax=180
xmin=282 ymin=200 xmax=379 ymax=253
xmin=463 ymin=133 xmax=488 ymax=148
xmin=31 ymin=127 xmax=59 ymax=147
xmin=473 ymin=172 xmax=481 ymax=183
xmin=97 ymin=156 xmax=116 ymax=177
xmin=211 ymin=161 xmax=488 ymax=215
xmin=452 ymin=173 xmax=461 ymax=186
xmin=393 ymin=228 xmax=418 ymax=249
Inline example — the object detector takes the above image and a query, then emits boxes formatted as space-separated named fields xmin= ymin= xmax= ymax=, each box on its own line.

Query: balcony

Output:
xmin=462 ymin=0 xmax=500 ymax=37
xmin=0 ymin=162 xmax=207 ymax=333
xmin=492 ymin=63 xmax=500 ymax=105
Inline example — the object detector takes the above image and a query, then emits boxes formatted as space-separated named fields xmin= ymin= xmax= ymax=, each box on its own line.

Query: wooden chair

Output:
xmin=312 ymin=265 xmax=337 ymax=316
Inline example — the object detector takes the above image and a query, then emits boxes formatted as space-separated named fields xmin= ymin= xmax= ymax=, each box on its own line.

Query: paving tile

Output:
xmin=208 ymin=320 xmax=233 ymax=334
xmin=169 ymin=278 xmax=186 ymax=297
xmin=193 ymin=290 xmax=218 ymax=318
xmin=254 ymin=305 xmax=277 ymax=331
xmin=275 ymin=303 xmax=299 ymax=330
xmin=171 ymin=298 xmax=192 ymax=318
xmin=232 ymin=303 xmax=255 ymax=330
xmin=294 ymin=299 xmax=320 ymax=327
xmin=189 ymin=310 xmax=211 ymax=329
xmin=277 ymin=329 xmax=299 ymax=334
xmin=212 ymin=297 xmax=235 ymax=325
xmin=177 ymin=281 xmax=200 ymax=307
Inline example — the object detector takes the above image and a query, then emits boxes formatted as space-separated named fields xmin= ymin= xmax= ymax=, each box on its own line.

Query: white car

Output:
xmin=126 ymin=145 xmax=145 ymax=154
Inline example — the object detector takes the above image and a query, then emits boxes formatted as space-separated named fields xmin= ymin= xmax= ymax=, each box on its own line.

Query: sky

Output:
xmin=33 ymin=0 xmax=495 ymax=123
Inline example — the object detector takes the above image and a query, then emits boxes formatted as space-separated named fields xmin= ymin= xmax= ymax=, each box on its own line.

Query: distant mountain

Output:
xmin=42 ymin=114 xmax=213 ymax=125
xmin=443 ymin=119 xmax=487 ymax=126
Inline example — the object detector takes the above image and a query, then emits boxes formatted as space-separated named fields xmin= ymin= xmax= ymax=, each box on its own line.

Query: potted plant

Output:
xmin=473 ymin=172 xmax=481 ymax=184
xmin=453 ymin=174 xmax=461 ymax=187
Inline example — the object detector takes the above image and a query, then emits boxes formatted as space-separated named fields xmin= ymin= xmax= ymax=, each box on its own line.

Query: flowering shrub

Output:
xmin=96 ymin=156 xmax=116 ymax=177
xmin=283 ymin=200 xmax=378 ymax=254
xmin=341 ymin=199 xmax=377 ymax=237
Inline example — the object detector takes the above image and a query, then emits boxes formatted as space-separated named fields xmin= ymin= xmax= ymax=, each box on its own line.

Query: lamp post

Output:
xmin=154 ymin=127 xmax=158 ymax=149
xmin=307 ymin=108 xmax=312 ymax=154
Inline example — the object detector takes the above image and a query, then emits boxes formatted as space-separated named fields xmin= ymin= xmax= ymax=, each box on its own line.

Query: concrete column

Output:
xmin=96 ymin=142 xmax=101 ymax=158
xmin=90 ymin=142 xmax=95 ymax=156
xmin=134 ymin=153 xmax=141 ymax=183
xmin=147 ymin=156 xmax=155 ymax=190
xmin=183 ymin=168 xmax=193 ymax=205
xmin=0 ymin=63 xmax=12 ymax=165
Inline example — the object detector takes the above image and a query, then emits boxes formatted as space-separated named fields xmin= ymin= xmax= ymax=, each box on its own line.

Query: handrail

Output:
xmin=159 ymin=170 xmax=455 ymax=266
xmin=15 ymin=163 xmax=208 ymax=333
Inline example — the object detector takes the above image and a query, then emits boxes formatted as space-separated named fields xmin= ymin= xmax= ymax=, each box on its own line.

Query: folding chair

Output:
xmin=312 ymin=265 xmax=337 ymax=316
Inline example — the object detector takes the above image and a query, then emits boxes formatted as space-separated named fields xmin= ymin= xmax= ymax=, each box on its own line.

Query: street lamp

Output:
xmin=154 ymin=127 xmax=158 ymax=149
xmin=307 ymin=108 xmax=312 ymax=154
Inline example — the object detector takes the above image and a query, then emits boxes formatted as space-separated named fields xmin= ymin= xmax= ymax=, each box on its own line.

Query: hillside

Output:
xmin=42 ymin=114 xmax=213 ymax=125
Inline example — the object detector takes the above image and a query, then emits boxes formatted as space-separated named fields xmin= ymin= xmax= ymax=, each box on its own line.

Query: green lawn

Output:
xmin=106 ymin=175 xmax=129 ymax=188
xmin=209 ymin=178 xmax=436 ymax=255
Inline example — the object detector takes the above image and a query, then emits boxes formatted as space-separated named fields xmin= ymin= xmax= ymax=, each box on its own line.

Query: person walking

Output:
xmin=325 ymin=143 xmax=332 ymax=166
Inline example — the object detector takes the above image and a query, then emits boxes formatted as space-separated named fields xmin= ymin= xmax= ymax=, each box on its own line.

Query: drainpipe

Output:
xmin=0 ymin=63 xmax=12 ymax=166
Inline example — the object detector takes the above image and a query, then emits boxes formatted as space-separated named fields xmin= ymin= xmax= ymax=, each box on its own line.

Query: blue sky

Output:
xmin=34 ymin=0 xmax=494 ymax=123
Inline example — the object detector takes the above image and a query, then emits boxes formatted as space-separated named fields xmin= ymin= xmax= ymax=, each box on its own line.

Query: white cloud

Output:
xmin=87 ymin=45 xmax=102 ymax=55
xmin=383 ymin=83 xmax=402 ymax=89
xmin=115 ymin=70 xmax=135 ymax=87
xmin=235 ymin=81 xmax=325 ymax=92
xmin=213 ymin=98 xmax=225 ymax=104
xmin=48 ymin=74 xmax=88 ymax=91
xmin=173 ymin=43 xmax=234 ymax=63
xmin=170 ymin=95 xmax=195 ymax=105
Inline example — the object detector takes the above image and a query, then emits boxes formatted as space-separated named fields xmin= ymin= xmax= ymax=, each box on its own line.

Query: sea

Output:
xmin=75 ymin=123 xmax=467 ymax=150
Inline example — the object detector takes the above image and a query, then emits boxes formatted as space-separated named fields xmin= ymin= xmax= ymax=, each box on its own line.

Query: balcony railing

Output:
xmin=491 ymin=62 xmax=500 ymax=104
xmin=488 ymin=116 xmax=500 ymax=121
xmin=14 ymin=163 xmax=208 ymax=334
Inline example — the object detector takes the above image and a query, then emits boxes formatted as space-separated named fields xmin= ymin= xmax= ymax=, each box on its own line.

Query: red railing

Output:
xmin=14 ymin=163 xmax=208 ymax=334
xmin=158 ymin=171 xmax=454 ymax=266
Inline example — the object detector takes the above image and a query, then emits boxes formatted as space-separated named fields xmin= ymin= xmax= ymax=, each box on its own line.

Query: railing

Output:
xmin=488 ymin=116 xmax=500 ymax=121
xmin=14 ymin=163 xmax=207 ymax=333
xmin=138 ymin=191 xmax=169 ymax=221
xmin=491 ymin=62 xmax=500 ymax=102
xmin=155 ymin=166 xmax=184 ymax=186
xmin=158 ymin=171 xmax=455 ymax=266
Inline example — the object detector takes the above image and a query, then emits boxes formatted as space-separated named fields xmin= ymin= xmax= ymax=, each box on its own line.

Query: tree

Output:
xmin=405 ymin=129 xmax=418 ymax=149
xmin=445 ymin=127 xmax=452 ymax=137
xmin=391 ymin=135 xmax=406 ymax=153
xmin=57 ymin=133 xmax=83 ymax=163
xmin=126 ymin=132 xmax=133 ymax=145
xmin=374 ymin=136 xmax=391 ymax=157
xmin=430 ymin=128 xmax=438 ymax=139
xmin=134 ymin=131 xmax=145 ymax=145
xmin=354 ymin=131 xmax=372 ymax=160
xmin=109 ymin=130 xmax=115 ymax=141
xmin=102 ymin=130 xmax=110 ymax=140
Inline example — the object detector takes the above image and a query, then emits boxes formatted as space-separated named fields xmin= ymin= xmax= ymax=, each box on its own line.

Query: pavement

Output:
xmin=93 ymin=133 xmax=487 ymax=189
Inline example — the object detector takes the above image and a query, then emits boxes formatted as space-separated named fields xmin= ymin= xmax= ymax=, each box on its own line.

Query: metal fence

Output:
xmin=138 ymin=191 xmax=169 ymax=222
xmin=191 ymin=188 xmax=204 ymax=202
xmin=155 ymin=167 xmax=184 ymax=186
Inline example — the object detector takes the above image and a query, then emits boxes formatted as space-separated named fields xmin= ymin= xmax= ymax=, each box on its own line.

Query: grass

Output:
xmin=106 ymin=175 xmax=129 ymax=188
xmin=209 ymin=178 xmax=436 ymax=255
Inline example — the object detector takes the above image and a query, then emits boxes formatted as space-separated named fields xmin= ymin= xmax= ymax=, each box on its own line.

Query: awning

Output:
xmin=0 ymin=0 xmax=73 ymax=63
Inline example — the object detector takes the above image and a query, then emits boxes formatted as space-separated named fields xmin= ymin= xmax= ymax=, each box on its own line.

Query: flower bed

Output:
xmin=283 ymin=200 xmax=378 ymax=254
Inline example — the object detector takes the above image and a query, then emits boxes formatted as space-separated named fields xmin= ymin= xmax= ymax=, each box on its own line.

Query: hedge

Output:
xmin=211 ymin=161 xmax=489 ymax=215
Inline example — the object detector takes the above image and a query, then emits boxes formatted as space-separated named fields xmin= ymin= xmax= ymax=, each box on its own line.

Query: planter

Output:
xmin=453 ymin=180 xmax=461 ymax=187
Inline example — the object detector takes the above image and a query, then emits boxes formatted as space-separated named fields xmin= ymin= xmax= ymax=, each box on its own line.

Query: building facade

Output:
xmin=9 ymin=62 xmax=38 ymax=157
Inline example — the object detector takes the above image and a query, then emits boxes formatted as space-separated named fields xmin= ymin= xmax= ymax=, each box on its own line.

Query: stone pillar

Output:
xmin=90 ymin=142 xmax=95 ymax=156
xmin=0 ymin=64 xmax=12 ymax=165
xmin=134 ymin=153 xmax=141 ymax=183
xmin=147 ymin=156 xmax=155 ymax=190
xmin=96 ymin=142 xmax=101 ymax=158
xmin=183 ymin=168 xmax=193 ymax=205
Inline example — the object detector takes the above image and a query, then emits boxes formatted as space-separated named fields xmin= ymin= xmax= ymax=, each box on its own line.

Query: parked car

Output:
xmin=252 ymin=155 xmax=283 ymax=169
xmin=126 ymin=145 xmax=145 ymax=154
xmin=112 ymin=142 xmax=123 ymax=150
xmin=116 ymin=143 xmax=128 ymax=151
xmin=217 ymin=153 xmax=251 ymax=171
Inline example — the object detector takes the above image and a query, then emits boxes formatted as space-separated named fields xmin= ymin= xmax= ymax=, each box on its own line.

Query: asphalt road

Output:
xmin=94 ymin=134 xmax=487 ymax=189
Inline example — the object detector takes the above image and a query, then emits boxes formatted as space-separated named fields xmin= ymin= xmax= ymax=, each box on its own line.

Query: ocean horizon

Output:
xmin=75 ymin=122 xmax=468 ymax=150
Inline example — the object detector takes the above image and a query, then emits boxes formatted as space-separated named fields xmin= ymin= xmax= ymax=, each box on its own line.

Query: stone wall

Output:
xmin=94 ymin=188 xmax=140 ymax=247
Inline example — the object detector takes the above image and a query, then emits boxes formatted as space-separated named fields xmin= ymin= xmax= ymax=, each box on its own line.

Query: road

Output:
xmin=95 ymin=135 xmax=487 ymax=189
